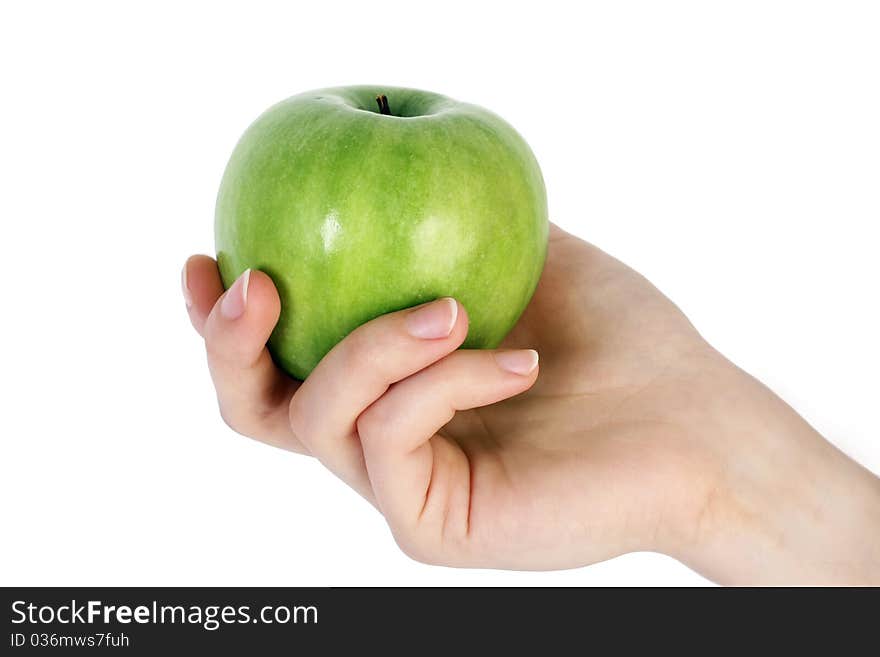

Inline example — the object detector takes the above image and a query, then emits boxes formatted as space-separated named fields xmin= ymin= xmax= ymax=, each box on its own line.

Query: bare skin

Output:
xmin=183 ymin=223 xmax=880 ymax=584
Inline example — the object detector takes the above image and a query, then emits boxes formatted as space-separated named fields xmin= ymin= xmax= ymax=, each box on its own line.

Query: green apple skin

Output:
xmin=215 ymin=85 xmax=548 ymax=380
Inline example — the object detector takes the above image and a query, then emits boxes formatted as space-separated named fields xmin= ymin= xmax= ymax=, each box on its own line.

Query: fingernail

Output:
xmin=221 ymin=269 xmax=251 ymax=320
xmin=405 ymin=297 xmax=458 ymax=339
xmin=181 ymin=263 xmax=193 ymax=308
xmin=495 ymin=349 xmax=539 ymax=375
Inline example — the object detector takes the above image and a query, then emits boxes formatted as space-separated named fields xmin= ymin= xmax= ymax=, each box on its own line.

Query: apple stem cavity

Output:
xmin=375 ymin=94 xmax=391 ymax=115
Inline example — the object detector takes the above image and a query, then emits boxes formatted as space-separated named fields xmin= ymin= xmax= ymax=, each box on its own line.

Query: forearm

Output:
xmin=675 ymin=367 xmax=880 ymax=585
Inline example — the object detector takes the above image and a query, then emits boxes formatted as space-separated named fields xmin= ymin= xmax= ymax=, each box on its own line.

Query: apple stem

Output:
xmin=375 ymin=94 xmax=391 ymax=115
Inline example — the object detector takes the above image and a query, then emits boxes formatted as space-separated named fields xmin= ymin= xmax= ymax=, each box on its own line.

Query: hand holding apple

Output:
xmin=183 ymin=224 xmax=880 ymax=583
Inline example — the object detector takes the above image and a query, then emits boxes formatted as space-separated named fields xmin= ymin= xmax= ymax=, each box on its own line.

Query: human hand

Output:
xmin=182 ymin=223 xmax=880 ymax=583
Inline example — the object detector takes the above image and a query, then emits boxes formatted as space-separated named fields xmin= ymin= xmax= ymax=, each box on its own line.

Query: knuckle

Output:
xmin=393 ymin=532 xmax=439 ymax=566
xmin=339 ymin=328 xmax=383 ymax=375
xmin=217 ymin=400 xmax=248 ymax=437
xmin=355 ymin=403 xmax=389 ymax=446
xmin=356 ymin=387 xmax=405 ymax=448
xmin=218 ymin=398 xmax=276 ymax=440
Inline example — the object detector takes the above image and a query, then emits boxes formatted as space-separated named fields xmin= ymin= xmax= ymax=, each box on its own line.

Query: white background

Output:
xmin=1 ymin=1 xmax=878 ymax=586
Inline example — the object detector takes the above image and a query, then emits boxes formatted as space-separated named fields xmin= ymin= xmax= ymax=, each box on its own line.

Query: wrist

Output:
xmin=688 ymin=454 xmax=880 ymax=584
xmin=668 ymin=361 xmax=880 ymax=584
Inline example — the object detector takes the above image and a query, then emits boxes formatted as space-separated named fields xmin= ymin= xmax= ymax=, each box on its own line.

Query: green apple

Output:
xmin=215 ymin=85 xmax=548 ymax=379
